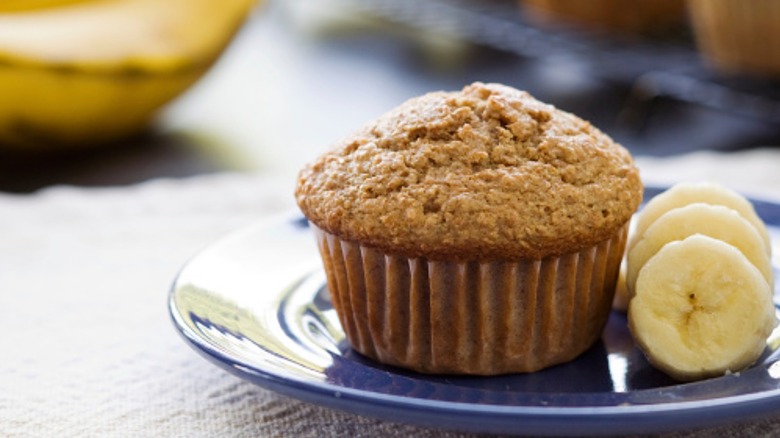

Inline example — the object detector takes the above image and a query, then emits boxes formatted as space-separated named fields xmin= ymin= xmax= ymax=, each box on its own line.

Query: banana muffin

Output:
xmin=688 ymin=0 xmax=780 ymax=78
xmin=521 ymin=0 xmax=686 ymax=36
xmin=295 ymin=82 xmax=643 ymax=375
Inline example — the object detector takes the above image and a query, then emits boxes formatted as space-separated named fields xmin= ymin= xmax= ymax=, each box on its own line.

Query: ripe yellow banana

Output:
xmin=629 ymin=234 xmax=776 ymax=381
xmin=629 ymin=182 xmax=771 ymax=256
xmin=627 ymin=203 xmax=774 ymax=299
xmin=0 ymin=0 xmax=257 ymax=149
xmin=0 ymin=0 xmax=89 ymax=12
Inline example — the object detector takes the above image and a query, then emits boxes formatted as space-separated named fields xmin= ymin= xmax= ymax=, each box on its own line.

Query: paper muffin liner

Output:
xmin=311 ymin=223 xmax=628 ymax=375
xmin=688 ymin=0 xmax=780 ymax=77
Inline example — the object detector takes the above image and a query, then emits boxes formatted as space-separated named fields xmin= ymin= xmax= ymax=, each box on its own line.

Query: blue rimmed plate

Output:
xmin=169 ymin=188 xmax=780 ymax=436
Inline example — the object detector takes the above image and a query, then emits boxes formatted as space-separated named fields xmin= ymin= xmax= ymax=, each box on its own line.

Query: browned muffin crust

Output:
xmin=296 ymin=82 xmax=642 ymax=261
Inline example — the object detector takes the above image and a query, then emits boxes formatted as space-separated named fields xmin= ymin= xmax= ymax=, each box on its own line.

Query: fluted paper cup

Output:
xmin=311 ymin=223 xmax=628 ymax=375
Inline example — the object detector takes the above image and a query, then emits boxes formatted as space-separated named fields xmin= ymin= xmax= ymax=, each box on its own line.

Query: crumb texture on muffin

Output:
xmin=296 ymin=82 xmax=642 ymax=260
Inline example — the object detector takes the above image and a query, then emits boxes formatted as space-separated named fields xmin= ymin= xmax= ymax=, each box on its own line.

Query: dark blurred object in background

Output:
xmin=335 ymin=0 xmax=780 ymax=150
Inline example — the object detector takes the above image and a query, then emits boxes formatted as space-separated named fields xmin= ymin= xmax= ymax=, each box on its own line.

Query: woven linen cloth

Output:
xmin=2 ymin=149 xmax=780 ymax=438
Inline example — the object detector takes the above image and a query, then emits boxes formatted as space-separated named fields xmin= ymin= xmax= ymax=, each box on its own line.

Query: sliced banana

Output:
xmin=626 ymin=203 xmax=774 ymax=299
xmin=628 ymin=234 xmax=776 ymax=381
xmin=612 ymin=260 xmax=629 ymax=312
xmin=629 ymin=182 xmax=771 ymax=256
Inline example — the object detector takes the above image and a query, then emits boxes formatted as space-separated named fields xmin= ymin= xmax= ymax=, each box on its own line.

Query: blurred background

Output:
xmin=2 ymin=0 xmax=779 ymax=193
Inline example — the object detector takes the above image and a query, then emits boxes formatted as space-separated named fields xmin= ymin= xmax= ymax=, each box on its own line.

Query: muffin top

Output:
xmin=296 ymin=82 xmax=642 ymax=260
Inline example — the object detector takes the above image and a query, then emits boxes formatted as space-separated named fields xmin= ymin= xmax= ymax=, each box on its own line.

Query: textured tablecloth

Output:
xmin=3 ymin=149 xmax=780 ymax=438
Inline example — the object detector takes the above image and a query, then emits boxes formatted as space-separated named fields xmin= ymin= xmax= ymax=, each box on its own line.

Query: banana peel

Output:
xmin=0 ymin=0 xmax=258 ymax=150
xmin=0 ymin=0 xmax=90 ymax=13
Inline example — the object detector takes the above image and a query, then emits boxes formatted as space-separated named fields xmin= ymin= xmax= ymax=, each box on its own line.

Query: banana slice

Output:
xmin=628 ymin=234 xmax=776 ymax=381
xmin=629 ymin=182 xmax=771 ymax=256
xmin=627 ymin=203 xmax=774 ymax=299
xmin=612 ymin=260 xmax=629 ymax=312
